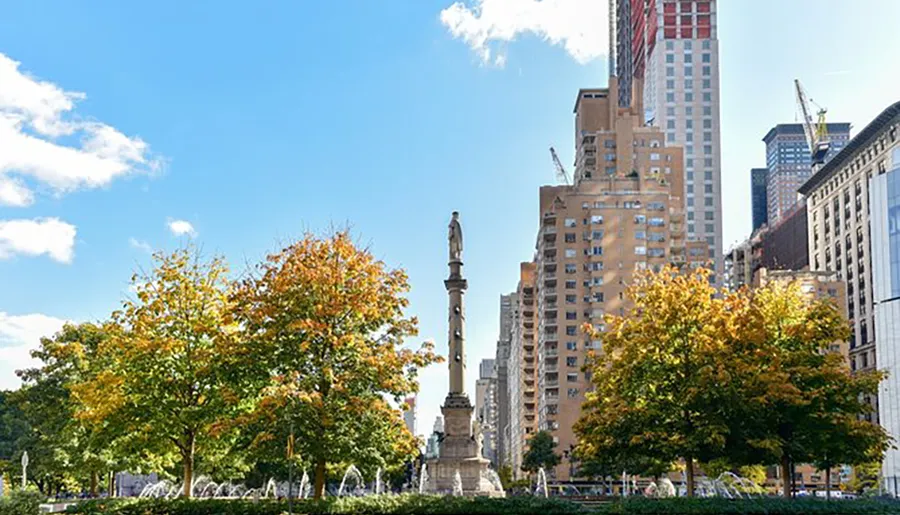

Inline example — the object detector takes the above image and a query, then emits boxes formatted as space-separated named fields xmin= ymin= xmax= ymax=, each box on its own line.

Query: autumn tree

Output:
xmin=724 ymin=280 xmax=889 ymax=499
xmin=71 ymin=248 xmax=246 ymax=497
xmin=232 ymin=231 xmax=441 ymax=499
xmin=575 ymin=267 xmax=733 ymax=497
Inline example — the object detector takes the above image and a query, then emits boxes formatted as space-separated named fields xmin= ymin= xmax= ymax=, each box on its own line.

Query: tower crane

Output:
xmin=794 ymin=79 xmax=831 ymax=165
xmin=549 ymin=146 xmax=571 ymax=185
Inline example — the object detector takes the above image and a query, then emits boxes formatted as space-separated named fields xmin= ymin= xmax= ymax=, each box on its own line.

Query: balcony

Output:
xmin=544 ymin=278 xmax=557 ymax=289
xmin=543 ymin=347 xmax=558 ymax=357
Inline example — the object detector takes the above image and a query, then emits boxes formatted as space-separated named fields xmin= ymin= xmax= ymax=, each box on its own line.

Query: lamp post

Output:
xmin=21 ymin=451 xmax=29 ymax=489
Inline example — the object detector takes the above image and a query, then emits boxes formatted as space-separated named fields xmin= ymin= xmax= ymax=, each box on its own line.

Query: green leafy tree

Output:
xmin=521 ymin=431 xmax=561 ymax=474
xmin=844 ymin=462 xmax=881 ymax=495
xmin=71 ymin=248 xmax=247 ymax=496
xmin=575 ymin=267 xmax=732 ymax=497
xmin=724 ymin=280 xmax=889 ymax=499
xmin=231 ymin=231 xmax=441 ymax=499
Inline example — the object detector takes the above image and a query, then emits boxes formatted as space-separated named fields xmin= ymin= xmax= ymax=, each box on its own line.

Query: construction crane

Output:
xmin=794 ymin=79 xmax=831 ymax=165
xmin=549 ymin=146 xmax=571 ymax=185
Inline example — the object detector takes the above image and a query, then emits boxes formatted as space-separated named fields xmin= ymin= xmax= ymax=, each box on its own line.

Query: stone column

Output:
xmin=445 ymin=259 xmax=467 ymax=395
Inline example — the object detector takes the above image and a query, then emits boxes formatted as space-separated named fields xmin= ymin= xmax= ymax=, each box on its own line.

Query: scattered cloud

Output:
xmin=167 ymin=218 xmax=197 ymax=238
xmin=0 ymin=52 xmax=163 ymax=207
xmin=0 ymin=176 xmax=34 ymax=207
xmin=439 ymin=0 xmax=607 ymax=67
xmin=0 ymin=312 xmax=69 ymax=390
xmin=128 ymin=237 xmax=153 ymax=254
xmin=0 ymin=217 xmax=76 ymax=263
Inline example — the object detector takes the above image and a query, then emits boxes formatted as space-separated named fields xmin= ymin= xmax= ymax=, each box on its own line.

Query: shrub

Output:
xmin=0 ymin=490 xmax=44 ymax=515
xmin=595 ymin=497 xmax=900 ymax=514
xmin=65 ymin=494 xmax=586 ymax=515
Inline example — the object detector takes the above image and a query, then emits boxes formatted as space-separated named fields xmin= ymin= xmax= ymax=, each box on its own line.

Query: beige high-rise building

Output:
xmin=508 ymin=263 xmax=537 ymax=479
xmin=531 ymin=78 xmax=706 ymax=480
xmin=799 ymin=101 xmax=900 ymax=425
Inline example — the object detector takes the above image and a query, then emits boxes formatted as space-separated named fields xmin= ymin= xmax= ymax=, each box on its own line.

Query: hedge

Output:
xmin=595 ymin=497 xmax=900 ymax=514
xmin=64 ymin=494 xmax=900 ymax=515
xmin=65 ymin=495 xmax=587 ymax=515
xmin=0 ymin=490 xmax=44 ymax=515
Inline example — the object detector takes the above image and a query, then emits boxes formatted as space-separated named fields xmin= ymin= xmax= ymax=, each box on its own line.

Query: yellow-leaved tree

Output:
xmin=232 ymin=231 xmax=441 ymax=499
xmin=575 ymin=266 xmax=734 ymax=497
xmin=71 ymin=248 xmax=245 ymax=497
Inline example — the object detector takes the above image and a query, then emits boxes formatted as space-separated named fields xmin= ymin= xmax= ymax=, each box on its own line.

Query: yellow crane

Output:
xmin=794 ymin=79 xmax=831 ymax=165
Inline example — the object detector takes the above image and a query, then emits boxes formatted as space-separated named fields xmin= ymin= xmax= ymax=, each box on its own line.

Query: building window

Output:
xmin=564 ymin=233 xmax=576 ymax=243
xmin=567 ymin=388 xmax=579 ymax=398
xmin=565 ymin=264 xmax=577 ymax=274
xmin=704 ymin=171 xmax=713 ymax=180
xmin=685 ymin=53 xmax=693 ymax=64
xmin=565 ymin=311 xmax=577 ymax=320
xmin=591 ymin=215 xmax=603 ymax=224
xmin=702 ymin=66 xmax=711 ymax=76
xmin=565 ymin=294 xmax=576 ymax=304
xmin=566 ymin=357 xmax=578 ymax=367
xmin=565 ymin=249 xmax=576 ymax=258
xmin=566 ymin=373 xmax=578 ymax=383
xmin=666 ymin=92 xmax=675 ymax=103
xmin=703 ymin=92 xmax=712 ymax=102
xmin=667 ymin=66 xmax=675 ymax=77
xmin=592 ymin=230 xmax=603 ymax=240
xmin=635 ymin=230 xmax=646 ymax=240
xmin=666 ymin=53 xmax=674 ymax=63
xmin=635 ymin=246 xmax=647 ymax=255
xmin=592 ymin=246 xmax=603 ymax=256
xmin=667 ymin=119 xmax=676 ymax=129
xmin=566 ymin=341 xmax=577 ymax=350
xmin=685 ymin=92 xmax=694 ymax=102
xmin=566 ymin=326 xmax=577 ymax=336
xmin=565 ymin=280 xmax=576 ymax=289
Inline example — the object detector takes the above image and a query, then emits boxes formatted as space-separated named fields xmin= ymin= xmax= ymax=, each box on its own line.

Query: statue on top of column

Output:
xmin=448 ymin=211 xmax=463 ymax=262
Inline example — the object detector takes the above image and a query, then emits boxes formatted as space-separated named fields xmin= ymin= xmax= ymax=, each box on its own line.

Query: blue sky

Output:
xmin=1 ymin=0 xmax=899 ymax=440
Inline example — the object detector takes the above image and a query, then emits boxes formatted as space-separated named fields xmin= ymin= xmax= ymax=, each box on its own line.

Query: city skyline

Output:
xmin=1 ymin=0 xmax=900 ymax=447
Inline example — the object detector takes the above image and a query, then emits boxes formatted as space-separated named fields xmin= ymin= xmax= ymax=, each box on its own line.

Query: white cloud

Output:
xmin=439 ymin=0 xmax=607 ymax=66
xmin=128 ymin=237 xmax=153 ymax=254
xmin=167 ymin=219 xmax=196 ymax=238
xmin=0 ymin=176 xmax=33 ymax=207
xmin=0 ymin=312 xmax=68 ymax=390
xmin=0 ymin=217 xmax=76 ymax=263
xmin=0 ymin=52 xmax=162 ymax=206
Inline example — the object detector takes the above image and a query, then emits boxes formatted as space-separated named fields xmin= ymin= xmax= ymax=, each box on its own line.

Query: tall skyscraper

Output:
xmin=871 ymin=146 xmax=900 ymax=495
xmin=508 ymin=263 xmax=536 ymax=479
xmin=475 ymin=359 xmax=499 ymax=465
xmin=495 ymin=293 xmax=515 ymax=467
xmin=764 ymin=123 xmax=851 ymax=224
xmin=402 ymin=395 xmax=416 ymax=437
xmin=530 ymin=79 xmax=706 ymax=480
xmin=619 ymin=0 xmax=723 ymax=283
xmin=752 ymin=168 xmax=769 ymax=231
xmin=800 ymin=101 xmax=900 ymax=427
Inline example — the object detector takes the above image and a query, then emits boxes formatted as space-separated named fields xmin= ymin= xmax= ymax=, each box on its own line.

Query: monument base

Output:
xmin=427 ymin=394 xmax=504 ymax=497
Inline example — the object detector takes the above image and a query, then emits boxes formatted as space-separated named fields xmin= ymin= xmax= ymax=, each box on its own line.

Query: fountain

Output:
xmin=418 ymin=463 xmax=430 ymax=494
xmin=374 ymin=468 xmax=384 ymax=495
xmin=452 ymin=470 xmax=464 ymax=496
xmin=299 ymin=471 xmax=311 ymax=499
xmin=534 ymin=467 xmax=548 ymax=498
xmin=337 ymin=465 xmax=364 ymax=497
xmin=481 ymin=469 xmax=505 ymax=496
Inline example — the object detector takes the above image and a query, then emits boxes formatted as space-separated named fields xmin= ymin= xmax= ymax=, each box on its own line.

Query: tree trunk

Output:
xmin=107 ymin=471 xmax=115 ymax=498
xmin=685 ymin=456 xmax=695 ymax=498
xmin=826 ymin=467 xmax=831 ymax=500
xmin=90 ymin=471 xmax=98 ymax=497
xmin=182 ymin=432 xmax=196 ymax=498
xmin=314 ymin=456 xmax=327 ymax=500
xmin=780 ymin=455 xmax=791 ymax=500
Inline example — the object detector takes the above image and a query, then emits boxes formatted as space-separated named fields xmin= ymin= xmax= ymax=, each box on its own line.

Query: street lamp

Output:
xmin=21 ymin=451 xmax=29 ymax=489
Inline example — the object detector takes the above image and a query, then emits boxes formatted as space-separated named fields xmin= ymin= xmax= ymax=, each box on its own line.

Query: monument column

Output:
xmin=428 ymin=211 xmax=502 ymax=496
xmin=446 ymin=211 xmax=467 ymax=395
